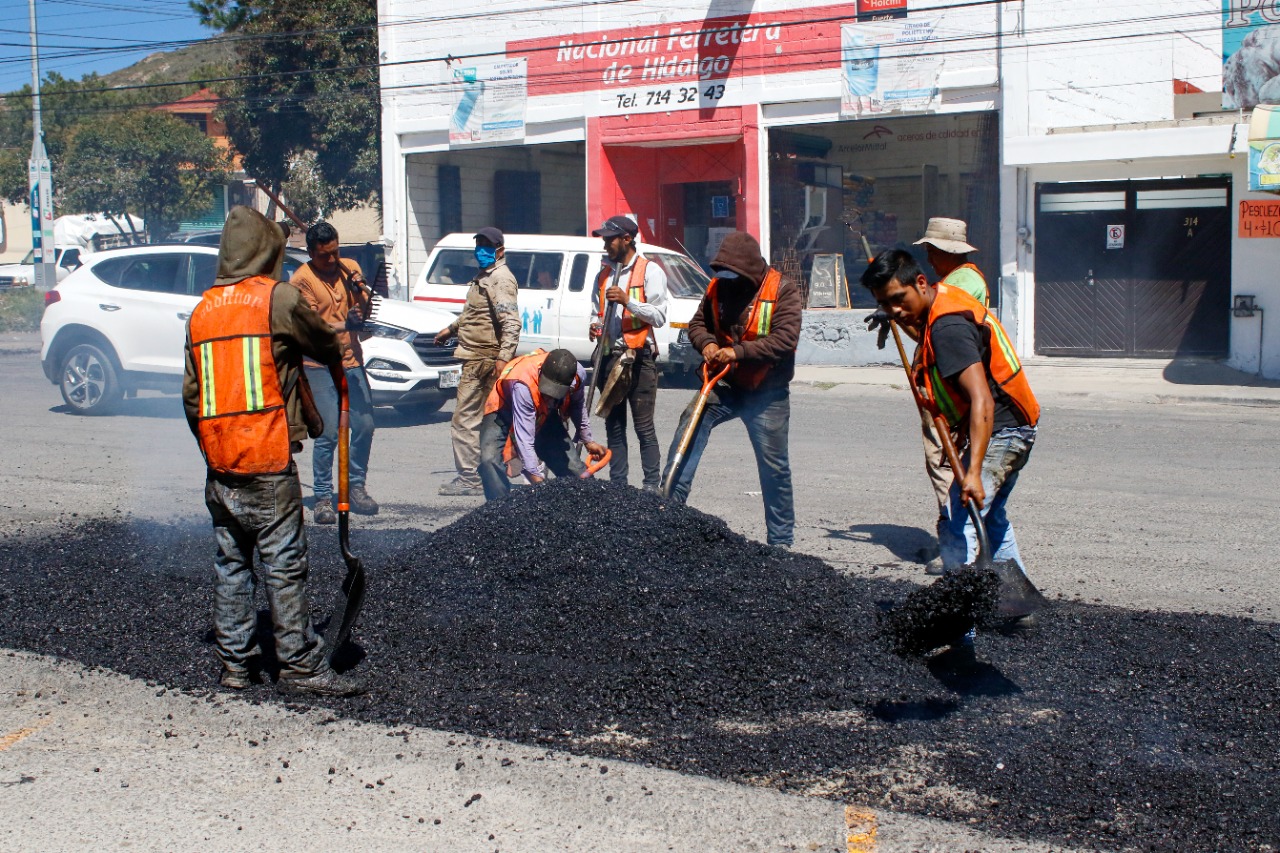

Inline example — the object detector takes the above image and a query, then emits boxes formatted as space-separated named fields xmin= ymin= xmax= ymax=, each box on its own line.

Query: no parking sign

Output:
xmin=1106 ymin=224 xmax=1125 ymax=249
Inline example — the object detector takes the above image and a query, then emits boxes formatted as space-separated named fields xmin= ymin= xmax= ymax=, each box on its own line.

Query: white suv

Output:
xmin=40 ymin=244 xmax=461 ymax=415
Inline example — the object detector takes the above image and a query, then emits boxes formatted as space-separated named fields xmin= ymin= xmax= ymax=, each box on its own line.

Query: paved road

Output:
xmin=1 ymin=343 xmax=1276 ymax=850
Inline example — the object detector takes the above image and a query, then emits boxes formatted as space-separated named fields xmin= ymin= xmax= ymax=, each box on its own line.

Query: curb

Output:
xmin=792 ymin=378 xmax=1280 ymax=408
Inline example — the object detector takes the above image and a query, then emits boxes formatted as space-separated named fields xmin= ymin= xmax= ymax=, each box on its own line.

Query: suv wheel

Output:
xmin=60 ymin=343 xmax=123 ymax=415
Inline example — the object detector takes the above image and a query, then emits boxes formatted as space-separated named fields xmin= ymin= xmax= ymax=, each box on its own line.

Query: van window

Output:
xmin=190 ymin=253 xmax=219 ymax=294
xmin=646 ymin=253 xmax=710 ymax=299
xmin=568 ymin=253 xmax=593 ymax=292
xmin=504 ymin=252 xmax=563 ymax=290
xmin=426 ymin=249 xmax=479 ymax=285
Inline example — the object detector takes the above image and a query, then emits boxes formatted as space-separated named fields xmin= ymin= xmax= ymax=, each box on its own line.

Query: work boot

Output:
xmin=438 ymin=478 xmax=484 ymax=497
xmin=348 ymin=485 xmax=379 ymax=515
xmin=277 ymin=666 xmax=368 ymax=697
xmin=313 ymin=498 xmax=336 ymax=525
xmin=219 ymin=668 xmax=252 ymax=690
xmin=925 ymin=558 xmax=946 ymax=576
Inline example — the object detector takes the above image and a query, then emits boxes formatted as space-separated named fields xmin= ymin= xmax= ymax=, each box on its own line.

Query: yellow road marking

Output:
xmin=0 ymin=719 xmax=48 ymax=753
xmin=845 ymin=805 xmax=878 ymax=853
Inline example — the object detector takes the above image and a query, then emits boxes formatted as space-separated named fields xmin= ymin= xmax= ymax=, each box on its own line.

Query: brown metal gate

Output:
xmin=1034 ymin=179 xmax=1231 ymax=357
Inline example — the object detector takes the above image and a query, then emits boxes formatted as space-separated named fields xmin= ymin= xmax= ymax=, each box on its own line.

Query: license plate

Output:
xmin=438 ymin=367 xmax=461 ymax=389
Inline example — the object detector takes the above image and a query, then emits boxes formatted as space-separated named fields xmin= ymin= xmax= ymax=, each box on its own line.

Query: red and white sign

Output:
xmin=508 ymin=2 xmax=858 ymax=98
xmin=1106 ymin=224 xmax=1125 ymax=249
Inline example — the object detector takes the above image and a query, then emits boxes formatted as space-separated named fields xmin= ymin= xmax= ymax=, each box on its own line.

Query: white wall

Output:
xmin=0 ymin=202 xmax=33 ymax=263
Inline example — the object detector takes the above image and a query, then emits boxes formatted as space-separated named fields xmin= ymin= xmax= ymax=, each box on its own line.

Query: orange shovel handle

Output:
xmin=581 ymin=448 xmax=612 ymax=478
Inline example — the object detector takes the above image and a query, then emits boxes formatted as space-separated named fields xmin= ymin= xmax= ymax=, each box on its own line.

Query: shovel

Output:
xmin=580 ymin=447 xmax=612 ymax=478
xmin=583 ymin=265 xmax=621 ymax=418
xmin=661 ymin=361 xmax=731 ymax=499
xmin=887 ymin=321 xmax=1047 ymax=622
xmin=322 ymin=364 xmax=367 ymax=666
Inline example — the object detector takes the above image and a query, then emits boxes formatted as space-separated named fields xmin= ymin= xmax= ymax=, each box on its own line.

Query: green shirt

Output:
xmin=943 ymin=264 xmax=989 ymax=307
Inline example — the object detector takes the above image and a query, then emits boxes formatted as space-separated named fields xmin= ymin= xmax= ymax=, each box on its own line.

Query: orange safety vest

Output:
xmin=706 ymin=268 xmax=782 ymax=390
xmin=596 ymin=256 xmax=651 ymax=350
xmin=483 ymin=348 xmax=578 ymax=464
xmin=188 ymin=276 xmax=293 ymax=475
xmin=914 ymin=283 xmax=1040 ymax=431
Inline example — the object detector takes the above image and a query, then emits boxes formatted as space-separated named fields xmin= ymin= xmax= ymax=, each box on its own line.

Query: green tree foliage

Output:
xmin=58 ymin=110 xmax=230 ymax=239
xmin=193 ymin=0 xmax=380 ymax=211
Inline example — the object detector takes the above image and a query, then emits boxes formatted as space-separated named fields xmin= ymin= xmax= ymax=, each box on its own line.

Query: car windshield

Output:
xmin=646 ymin=253 xmax=710 ymax=299
xmin=20 ymin=250 xmax=34 ymax=265
xmin=425 ymin=249 xmax=480 ymax=285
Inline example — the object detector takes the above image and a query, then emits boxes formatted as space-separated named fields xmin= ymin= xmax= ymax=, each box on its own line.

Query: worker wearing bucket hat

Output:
xmin=914 ymin=217 xmax=988 ymax=307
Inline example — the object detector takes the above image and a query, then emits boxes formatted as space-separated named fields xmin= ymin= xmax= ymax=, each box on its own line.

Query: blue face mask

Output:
xmin=475 ymin=246 xmax=498 ymax=268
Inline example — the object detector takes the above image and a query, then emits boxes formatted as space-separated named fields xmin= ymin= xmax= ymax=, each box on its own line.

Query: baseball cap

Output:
xmin=591 ymin=215 xmax=639 ymax=239
xmin=474 ymin=226 xmax=504 ymax=246
xmin=539 ymin=349 xmax=579 ymax=401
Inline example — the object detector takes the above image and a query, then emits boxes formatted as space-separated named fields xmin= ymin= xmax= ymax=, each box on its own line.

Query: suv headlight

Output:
xmin=362 ymin=321 xmax=415 ymax=342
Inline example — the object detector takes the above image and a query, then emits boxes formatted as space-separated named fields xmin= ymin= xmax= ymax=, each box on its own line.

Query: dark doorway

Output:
xmin=1034 ymin=179 xmax=1231 ymax=357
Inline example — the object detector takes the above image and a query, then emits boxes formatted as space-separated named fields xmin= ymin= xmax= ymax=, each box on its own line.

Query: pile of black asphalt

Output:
xmin=1 ymin=478 xmax=1276 ymax=852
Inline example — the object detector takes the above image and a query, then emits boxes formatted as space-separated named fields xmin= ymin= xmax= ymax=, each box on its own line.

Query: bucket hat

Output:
xmin=914 ymin=217 xmax=978 ymax=255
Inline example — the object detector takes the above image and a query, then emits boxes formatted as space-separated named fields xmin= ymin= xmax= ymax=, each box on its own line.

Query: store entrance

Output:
xmin=659 ymin=180 xmax=738 ymax=271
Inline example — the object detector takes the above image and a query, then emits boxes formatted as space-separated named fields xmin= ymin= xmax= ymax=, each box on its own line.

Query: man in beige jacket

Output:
xmin=434 ymin=226 xmax=522 ymax=496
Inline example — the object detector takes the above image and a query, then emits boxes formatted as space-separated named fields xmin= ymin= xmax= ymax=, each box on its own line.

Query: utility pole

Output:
xmin=28 ymin=0 xmax=56 ymax=290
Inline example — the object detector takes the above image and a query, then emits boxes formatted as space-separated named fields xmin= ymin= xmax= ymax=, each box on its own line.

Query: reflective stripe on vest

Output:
xmin=597 ymin=257 xmax=651 ymax=350
xmin=706 ymin=268 xmax=783 ymax=390
xmin=188 ymin=276 xmax=292 ymax=475
xmin=915 ymin=283 xmax=1040 ymax=430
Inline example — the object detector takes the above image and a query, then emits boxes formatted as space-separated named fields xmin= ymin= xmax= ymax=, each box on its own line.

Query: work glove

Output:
xmin=864 ymin=309 xmax=891 ymax=350
xmin=344 ymin=308 xmax=365 ymax=332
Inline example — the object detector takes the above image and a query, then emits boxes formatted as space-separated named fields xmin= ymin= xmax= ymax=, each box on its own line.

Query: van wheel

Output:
xmin=60 ymin=343 xmax=123 ymax=415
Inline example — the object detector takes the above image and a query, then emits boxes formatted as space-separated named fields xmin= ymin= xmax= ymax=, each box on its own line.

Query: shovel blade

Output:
xmin=987 ymin=559 xmax=1049 ymax=622
xmin=322 ymin=556 xmax=366 ymax=665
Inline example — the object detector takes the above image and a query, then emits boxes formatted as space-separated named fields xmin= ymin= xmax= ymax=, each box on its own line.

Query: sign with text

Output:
xmin=840 ymin=19 xmax=941 ymax=119
xmin=1106 ymin=224 xmax=1125 ymax=249
xmin=448 ymin=58 xmax=527 ymax=146
xmin=1222 ymin=0 xmax=1280 ymax=109
xmin=807 ymin=254 xmax=851 ymax=309
xmin=1238 ymin=198 xmax=1280 ymax=236
xmin=858 ymin=0 xmax=908 ymax=21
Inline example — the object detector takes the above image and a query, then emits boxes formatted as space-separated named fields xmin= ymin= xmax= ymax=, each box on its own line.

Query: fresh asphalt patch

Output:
xmin=1 ymin=479 xmax=1276 ymax=852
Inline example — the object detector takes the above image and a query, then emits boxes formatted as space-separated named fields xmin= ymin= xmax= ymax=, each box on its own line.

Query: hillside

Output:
xmin=97 ymin=37 xmax=236 ymax=90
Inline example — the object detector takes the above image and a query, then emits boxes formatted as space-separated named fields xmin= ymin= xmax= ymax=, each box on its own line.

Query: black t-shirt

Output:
xmin=929 ymin=314 xmax=1022 ymax=431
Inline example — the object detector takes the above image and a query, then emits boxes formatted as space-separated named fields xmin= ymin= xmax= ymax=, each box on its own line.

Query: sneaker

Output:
xmin=348 ymin=485 xmax=379 ymax=515
xmin=277 ymin=667 xmax=367 ymax=697
xmin=313 ymin=498 xmax=336 ymax=525
xmin=220 ymin=668 xmax=252 ymax=690
xmin=438 ymin=478 xmax=484 ymax=497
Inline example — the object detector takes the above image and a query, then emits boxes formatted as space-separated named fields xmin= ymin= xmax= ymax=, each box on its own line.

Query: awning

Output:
xmin=1248 ymin=104 xmax=1280 ymax=193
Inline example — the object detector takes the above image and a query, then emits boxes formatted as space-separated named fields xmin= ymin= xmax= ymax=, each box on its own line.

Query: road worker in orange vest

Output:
xmin=477 ymin=347 xmax=606 ymax=501
xmin=861 ymin=248 xmax=1040 ymax=597
xmin=660 ymin=231 xmax=803 ymax=548
xmin=182 ymin=206 xmax=366 ymax=698
xmin=589 ymin=215 xmax=668 ymax=491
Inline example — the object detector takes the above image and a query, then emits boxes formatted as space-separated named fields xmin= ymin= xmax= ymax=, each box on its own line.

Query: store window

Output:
xmin=768 ymin=111 xmax=1000 ymax=309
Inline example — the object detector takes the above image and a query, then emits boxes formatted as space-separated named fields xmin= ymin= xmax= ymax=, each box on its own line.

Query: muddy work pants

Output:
xmin=940 ymin=425 xmax=1037 ymax=575
xmin=205 ymin=467 xmax=325 ymax=677
xmin=449 ymin=358 xmax=497 ymax=488
xmin=477 ymin=409 xmax=585 ymax=501
xmin=597 ymin=348 xmax=661 ymax=490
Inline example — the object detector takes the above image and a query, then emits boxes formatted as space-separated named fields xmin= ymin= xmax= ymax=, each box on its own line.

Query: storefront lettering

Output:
xmin=555 ymin=22 xmax=783 ymax=86
xmin=1238 ymin=199 xmax=1280 ymax=237
xmin=1225 ymin=0 xmax=1280 ymax=27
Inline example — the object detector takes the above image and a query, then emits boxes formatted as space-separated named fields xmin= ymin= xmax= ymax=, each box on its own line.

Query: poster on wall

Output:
xmin=448 ymin=58 xmax=527 ymax=146
xmin=1222 ymin=0 xmax=1280 ymax=109
xmin=840 ymin=19 xmax=941 ymax=119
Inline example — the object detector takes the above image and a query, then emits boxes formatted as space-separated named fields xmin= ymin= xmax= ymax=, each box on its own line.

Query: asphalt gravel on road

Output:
xmin=1 ymin=479 xmax=1277 ymax=852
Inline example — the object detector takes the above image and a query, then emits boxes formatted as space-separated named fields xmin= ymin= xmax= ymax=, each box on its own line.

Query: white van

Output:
xmin=412 ymin=234 xmax=710 ymax=372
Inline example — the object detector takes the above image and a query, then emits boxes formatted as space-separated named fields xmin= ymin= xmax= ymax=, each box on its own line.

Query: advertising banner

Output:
xmin=27 ymin=156 xmax=56 ymax=289
xmin=1248 ymin=103 xmax=1280 ymax=193
xmin=448 ymin=58 xmax=527 ymax=146
xmin=1222 ymin=0 xmax=1280 ymax=109
xmin=840 ymin=19 xmax=941 ymax=119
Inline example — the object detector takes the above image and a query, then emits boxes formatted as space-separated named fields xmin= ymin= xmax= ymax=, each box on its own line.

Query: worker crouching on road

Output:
xmin=861 ymin=249 xmax=1040 ymax=580
xmin=589 ymin=215 xmax=668 ymax=492
xmin=182 ymin=206 xmax=366 ymax=697
xmin=661 ymin=231 xmax=802 ymax=548
xmin=477 ymin=347 xmax=607 ymax=501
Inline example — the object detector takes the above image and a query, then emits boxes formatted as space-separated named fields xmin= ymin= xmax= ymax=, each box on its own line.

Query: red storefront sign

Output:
xmin=857 ymin=0 xmax=908 ymax=20
xmin=508 ymin=3 xmax=858 ymax=97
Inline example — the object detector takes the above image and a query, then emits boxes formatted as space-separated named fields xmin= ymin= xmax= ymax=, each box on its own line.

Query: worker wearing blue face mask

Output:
xmin=433 ymin=227 xmax=523 ymax=496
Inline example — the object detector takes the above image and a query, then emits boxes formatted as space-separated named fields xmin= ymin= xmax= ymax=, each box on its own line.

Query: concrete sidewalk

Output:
xmin=795 ymin=356 xmax=1280 ymax=407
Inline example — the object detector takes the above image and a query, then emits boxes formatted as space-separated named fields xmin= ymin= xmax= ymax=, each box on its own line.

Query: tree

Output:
xmin=58 ymin=110 xmax=230 ymax=239
xmin=193 ymin=0 xmax=381 ymax=211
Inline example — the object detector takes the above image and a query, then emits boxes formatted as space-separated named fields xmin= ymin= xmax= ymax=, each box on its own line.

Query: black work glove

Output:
xmin=344 ymin=308 xmax=365 ymax=332
xmin=864 ymin=309 xmax=891 ymax=349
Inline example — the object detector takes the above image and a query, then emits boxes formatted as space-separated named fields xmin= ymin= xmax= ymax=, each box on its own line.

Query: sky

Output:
xmin=0 ymin=0 xmax=212 ymax=93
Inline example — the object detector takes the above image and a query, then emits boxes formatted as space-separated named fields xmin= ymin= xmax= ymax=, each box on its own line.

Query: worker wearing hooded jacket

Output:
xmin=861 ymin=248 xmax=1039 ymax=579
xmin=182 ymin=205 xmax=365 ymax=698
xmin=661 ymin=231 xmax=803 ymax=547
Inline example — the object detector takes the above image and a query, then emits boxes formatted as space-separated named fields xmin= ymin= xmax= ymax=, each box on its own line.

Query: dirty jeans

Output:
xmin=477 ymin=409 xmax=585 ymax=501
xmin=662 ymin=384 xmax=794 ymax=547
xmin=450 ymin=358 xmax=497 ymax=487
xmin=205 ymin=468 xmax=324 ymax=676
xmin=307 ymin=365 xmax=374 ymax=500
xmin=940 ymin=425 xmax=1037 ymax=575
xmin=598 ymin=349 xmax=661 ymax=489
